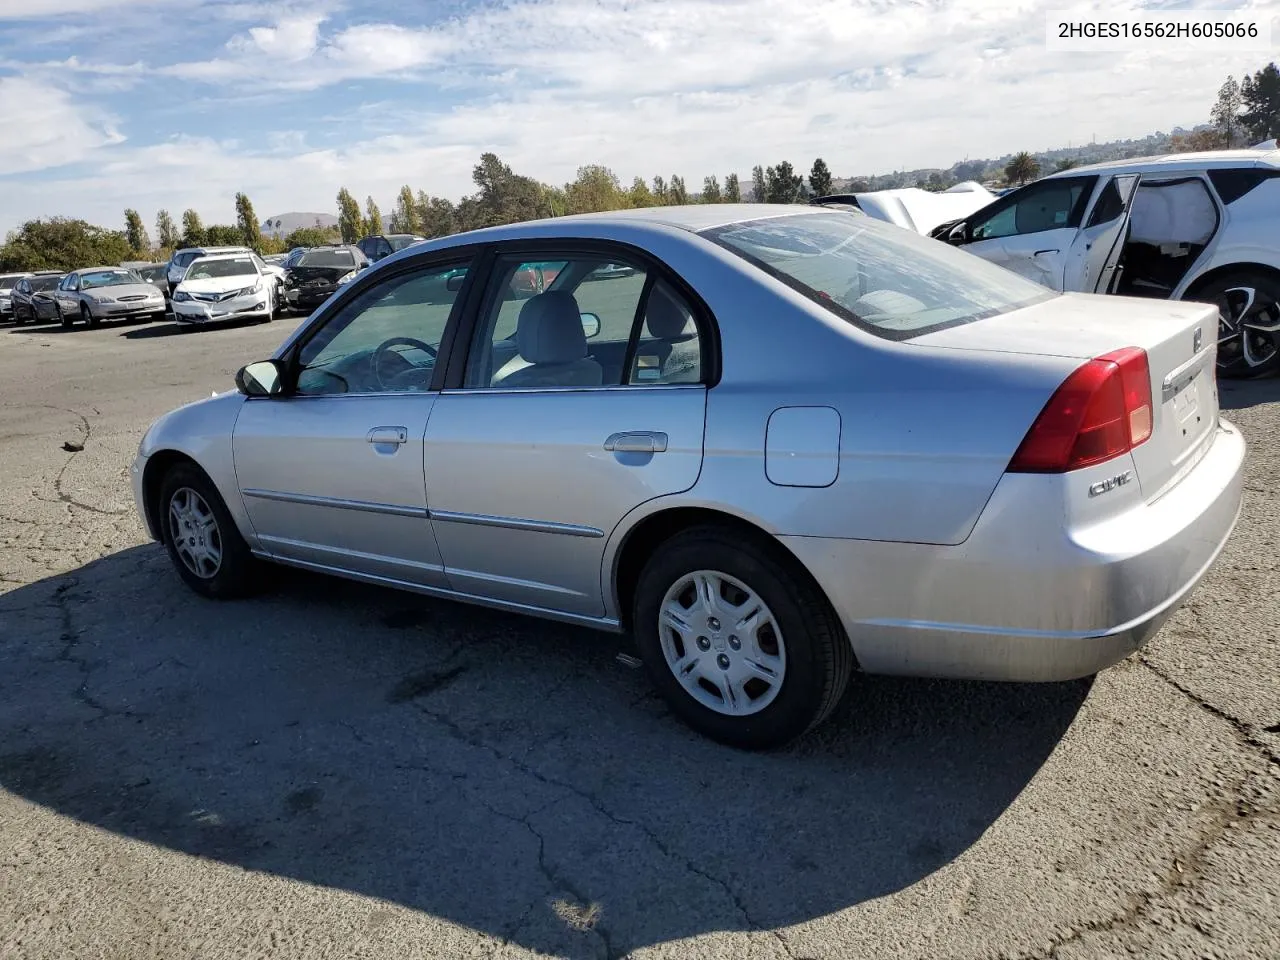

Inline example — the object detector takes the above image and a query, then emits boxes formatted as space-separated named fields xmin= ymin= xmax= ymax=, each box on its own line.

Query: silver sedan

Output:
xmin=132 ymin=204 xmax=1245 ymax=749
xmin=53 ymin=266 xmax=167 ymax=328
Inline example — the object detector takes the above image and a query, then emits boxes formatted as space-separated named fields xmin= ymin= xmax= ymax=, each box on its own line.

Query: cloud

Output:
xmin=0 ymin=76 xmax=125 ymax=176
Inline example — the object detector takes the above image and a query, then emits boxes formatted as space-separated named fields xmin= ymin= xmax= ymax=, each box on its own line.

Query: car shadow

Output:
xmin=121 ymin=317 xmax=278 ymax=339
xmin=0 ymin=546 xmax=1090 ymax=954
xmin=7 ymin=315 xmax=159 ymax=335
xmin=1219 ymin=376 xmax=1280 ymax=410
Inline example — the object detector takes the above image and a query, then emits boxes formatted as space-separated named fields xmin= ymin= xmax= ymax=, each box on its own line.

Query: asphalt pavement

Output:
xmin=0 ymin=312 xmax=1277 ymax=960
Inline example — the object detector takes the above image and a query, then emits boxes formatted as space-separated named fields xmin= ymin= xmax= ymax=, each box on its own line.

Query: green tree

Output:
xmin=155 ymin=209 xmax=179 ymax=250
xmin=651 ymin=175 xmax=669 ymax=204
xmin=808 ymin=158 xmax=833 ymax=197
xmin=390 ymin=185 xmax=420 ymax=234
xmin=180 ymin=209 xmax=204 ymax=247
xmin=1004 ymin=151 xmax=1040 ymax=185
xmin=123 ymin=208 xmax=150 ymax=255
xmin=764 ymin=162 xmax=804 ymax=203
xmin=1241 ymin=63 xmax=1280 ymax=141
xmin=723 ymin=173 xmax=741 ymax=202
xmin=283 ymin=226 xmax=339 ymax=249
xmin=701 ymin=175 xmax=722 ymax=203
xmin=365 ymin=196 xmax=384 ymax=234
xmin=468 ymin=152 xmax=547 ymax=228
xmin=235 ymin=192 xmax=262 ymax=248
xmin=336 ymin=187 xmax=364 ymax=242
xmin=751 ymin=165 xmax=766 ymax=202
xmin=0 ymin=217 xmax=132 ymax=271
xmin=1212 ymin=76 xmax=1243 ymax=147
xmin=669 ymin=175 xmax=689 ymax=204
xmin=203 ymin=224 xmax=243 ymax=245
xmin=415 ymin=192 xmax=458 ymax=238
xmin=565 ymin=165 xmax=626 ymax=213
xmin=628 ymin=176 xmax=654 ymax=207
xmin=1054 ymin=158 xmax=1080 ymax=171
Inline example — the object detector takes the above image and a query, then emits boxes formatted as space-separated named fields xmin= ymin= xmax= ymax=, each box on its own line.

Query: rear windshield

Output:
xmin=0 ymin=275 xmax=25 ymax=288
xmin=298 ymin=250 xmax=355 ymax=268
xmin=703 ymin=212 xmax=1054 ymax=339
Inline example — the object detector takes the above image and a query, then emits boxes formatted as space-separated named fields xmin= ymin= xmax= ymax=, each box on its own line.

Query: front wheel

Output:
xmin=81 ymin=304 xmax=99 ymax=328
xmin=158 ymin=463 xmax=259 ymax=599
xmin=59 ymin=303 xmax=72 ymax=328
xmin=632 ymin=526 xmax=854 ymax=750
xmin=1190 ymin=272 xmax=1280 ymax=379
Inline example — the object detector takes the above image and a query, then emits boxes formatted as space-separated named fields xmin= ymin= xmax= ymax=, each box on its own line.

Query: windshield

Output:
xmin=31 ymin=276 xmax=62 ymax=291
xmin=388 ymin=235 xmax=421 ymax=251
xmin=703 ymin=212 xmax=1054 ymax=339
xmin=298 ymin=249 xmax=356 ymax=268
xmin=81 ymin=269 xmax=140 ymax=290
xmin=185 ymin=257 xmax=257 ymax=280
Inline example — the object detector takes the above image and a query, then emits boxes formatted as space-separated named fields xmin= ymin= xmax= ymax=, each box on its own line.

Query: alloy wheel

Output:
xmin=658 ymin=570 xmax=787 ymax=716
xmin=167 ymin=486 xmax=223 ymax=579
xmin=1214 ymin=284 xmax=1280 ymax=372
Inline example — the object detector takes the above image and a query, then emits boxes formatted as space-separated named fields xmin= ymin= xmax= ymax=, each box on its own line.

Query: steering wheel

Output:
xmin=371 ymin=337 xmax=438 ymax=391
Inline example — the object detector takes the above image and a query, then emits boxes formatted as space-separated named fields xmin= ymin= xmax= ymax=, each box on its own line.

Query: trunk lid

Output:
xmin=912 ymin=291 xmax=1219 ymax=501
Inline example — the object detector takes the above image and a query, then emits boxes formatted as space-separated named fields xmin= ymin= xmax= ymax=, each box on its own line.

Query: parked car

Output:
xmin=281 ymin=244 xmax=368 ymax=313
xmin=9 ymin=271 xmax=64 ymax=325
xmin=811 ymin=181 xmax=996 ymax=236
xmin=52 ymin=267 xmax=167 ymax=328
xmin=132 ymin=205 xmax=1244 ymax=749
xmin=358 ymin=233 xmax=428 ymax=262
xmin=931 ymin=149 xmax=1280 ymax=378
xmin=0 ymin=272 xmax=33 ymax=321
xmin=165 ymin=245 xmax=253 ymax=295
xmin=171 ymin=253 xmax=276 ymax=326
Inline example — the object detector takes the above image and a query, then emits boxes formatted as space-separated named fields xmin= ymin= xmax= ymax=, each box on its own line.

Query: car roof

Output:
xmin=1044 ymin=148 xmax=1280 ymax=179
xmin=176 ymin=245 xmax=250 ymax=253
xmin=71 ymin=266 xmax=134 ymax=274
xmin=191 ymin=251 xmax=255 ymax=260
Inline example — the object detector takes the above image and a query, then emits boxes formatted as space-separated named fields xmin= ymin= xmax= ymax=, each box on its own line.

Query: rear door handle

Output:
xmin=367 ymin=426 xmax=408 ymax=446
xmin=1033 ymin=249 xmax=1059 ymax=256
xmin=604 ymin=431 xmax=668 ymax=454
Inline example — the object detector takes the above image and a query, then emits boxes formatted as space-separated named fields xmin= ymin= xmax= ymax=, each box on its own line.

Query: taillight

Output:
xmin=1008 ymin=347 xmax=1153 ymax=473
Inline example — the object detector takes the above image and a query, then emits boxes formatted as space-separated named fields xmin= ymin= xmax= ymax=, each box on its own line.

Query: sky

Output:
xmin=0 ymin=0 xmax=1274 ymax=235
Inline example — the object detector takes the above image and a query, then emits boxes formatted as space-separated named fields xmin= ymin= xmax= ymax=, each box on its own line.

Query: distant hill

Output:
xmin=259 ymin=212 xmax=339 ymax=238
xmin=833 ymin=124 xmax=1218 ymax=192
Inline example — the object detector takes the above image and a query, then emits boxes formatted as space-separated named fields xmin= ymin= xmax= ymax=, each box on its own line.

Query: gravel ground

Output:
xmin=0 ymin=314 xmax=1277 ymax=960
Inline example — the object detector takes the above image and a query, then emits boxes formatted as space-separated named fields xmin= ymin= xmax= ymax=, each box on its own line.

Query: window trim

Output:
xmin=440 ymin=237 xmax=720 ymax=392
xmin=277 ymin=246 xmax=487 ymax=397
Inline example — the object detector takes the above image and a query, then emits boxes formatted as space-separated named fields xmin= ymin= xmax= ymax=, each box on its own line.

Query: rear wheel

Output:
xmin=631 ymin=526 xmax=854 ymax=750
xmin=158 ymin=463 xmax=258 ymax=599
xmin=1190 ymin=272 xmax=1280 ymax=379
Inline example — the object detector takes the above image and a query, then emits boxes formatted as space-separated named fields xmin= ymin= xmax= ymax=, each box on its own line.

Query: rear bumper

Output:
xmin=783 ymin=419 xmax=1246 ymax=682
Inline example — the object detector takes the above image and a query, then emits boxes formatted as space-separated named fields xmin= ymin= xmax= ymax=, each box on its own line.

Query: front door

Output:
xmin=424 ymin=249 xmax=709 ymax=617
xmin=1063 ymin=174 xmax=1140 ymax=293
xmin=232 ymin=257 xmax=473 ymax=586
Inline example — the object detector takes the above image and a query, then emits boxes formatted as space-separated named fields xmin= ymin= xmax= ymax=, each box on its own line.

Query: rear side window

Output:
xmin=1207 ymin=168 xmax=1280 ymax=205
xmin=705 ymin=212 xmax=1054 ymax=340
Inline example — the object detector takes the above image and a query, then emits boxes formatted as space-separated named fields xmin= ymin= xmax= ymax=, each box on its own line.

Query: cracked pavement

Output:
xmin=1 ymin=316 xmax=1278 ymax=959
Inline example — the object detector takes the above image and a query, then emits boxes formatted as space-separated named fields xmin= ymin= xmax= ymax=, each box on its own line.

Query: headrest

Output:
xmin=516 ymin=291 xmax=586 ymax=364
xmin=645 ymin=284 xmax=693 ymax=339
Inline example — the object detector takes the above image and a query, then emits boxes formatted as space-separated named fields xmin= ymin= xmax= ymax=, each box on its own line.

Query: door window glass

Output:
xmin=294 ymin=261 xmax=469 ymax=396
xmin=971 ymin=177 xmax=1096 ymax=240
xmin=1086 ymin=180 xmax=1126 ymax=227
xmin=628 ymin=280 xmax=702 ymax=384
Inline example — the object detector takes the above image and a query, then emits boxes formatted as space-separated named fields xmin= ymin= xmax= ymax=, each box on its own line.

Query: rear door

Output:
xmin=423 ymin=245 xmax=710 ymax=617
xmin=1063 ymin=174 xmax=1140 ymax=293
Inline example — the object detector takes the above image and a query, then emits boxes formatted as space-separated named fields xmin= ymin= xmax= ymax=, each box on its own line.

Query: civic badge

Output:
xmin=1193 ymin=327 xmax=1203 ymax=352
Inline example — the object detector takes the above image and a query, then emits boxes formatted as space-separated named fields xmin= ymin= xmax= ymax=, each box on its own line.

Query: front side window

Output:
xmin=294 ymin=260 xmax=470 ymax=396
xmin=969 ymin=176 xmax=1097 ymax=240
xmin=705 ymin=211 xmax=1054 ymax=339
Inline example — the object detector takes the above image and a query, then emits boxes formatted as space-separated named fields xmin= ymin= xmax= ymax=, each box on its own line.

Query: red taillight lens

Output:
xmin=1008 ymin=347 xmax=1153 ymax=473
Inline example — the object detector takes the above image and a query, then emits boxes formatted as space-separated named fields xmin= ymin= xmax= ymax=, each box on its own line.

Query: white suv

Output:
xmin=935 ymin=149 xmax=1280 ymax=378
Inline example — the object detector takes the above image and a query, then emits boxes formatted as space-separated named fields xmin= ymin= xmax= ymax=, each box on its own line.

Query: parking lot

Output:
xmin=0 ymin=314 xmax=1277 ymax=959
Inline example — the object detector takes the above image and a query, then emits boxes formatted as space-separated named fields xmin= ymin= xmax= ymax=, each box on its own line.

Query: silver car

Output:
xmin=132 ymin=204 xmax=1245 ymax=749
xmin=53 ymin=266 xmax=167 ymax=328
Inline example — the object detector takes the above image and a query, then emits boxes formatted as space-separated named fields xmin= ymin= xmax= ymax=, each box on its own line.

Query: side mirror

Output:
xmin=947 ymin=222 xmax=969 ymax=244
xmin=580 ymin=312 xmax=601 ymax=338
xmin=445 ymin=273 xmax=466 ymax=292
xmin=235 ymin=359 xmax=286 ymax=397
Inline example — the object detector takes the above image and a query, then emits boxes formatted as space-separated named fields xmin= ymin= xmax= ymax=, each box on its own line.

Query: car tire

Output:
xmin=631 ymin=525 xmax=854 ymax=750
xmin=59 ymin=303 xmax=72 ymax=329
xmin=1188 ymin=271 xmax=1280 ymax=379
xmin=81 ymin=304 xmax=99 ymax=328
xmin=13 ymin=307 xmax=26 ymax=326
xmin=151 ymin=310 xmax=166 ymax=323
xmin=158 ymin=463 xmax=259 ymax=600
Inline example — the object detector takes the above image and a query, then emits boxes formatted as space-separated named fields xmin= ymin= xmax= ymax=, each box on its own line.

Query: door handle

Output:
xmin=367 ymin=426 xmax=408 ymax=446
xmin=1033 ymin=249 xmax=1059 ymax=256
xmin=604 ymin=431 xmax=668 ymax=454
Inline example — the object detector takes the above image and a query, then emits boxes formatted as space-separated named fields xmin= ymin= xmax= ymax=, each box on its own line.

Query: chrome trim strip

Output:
xmin=242 ymin=487 xmax=428 ymax=519
xmin=250 ymin=550 xmax=623 ymax=633
xmin=256 ymin=535 xmax=445 ymax=575
xmin=443 ymin=384 xmax=706 ymax=396
xmin=430 ymin=509 xmax=604 ymax=538
xmin=1162 ymin=347 xmax=1211 ymax=401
